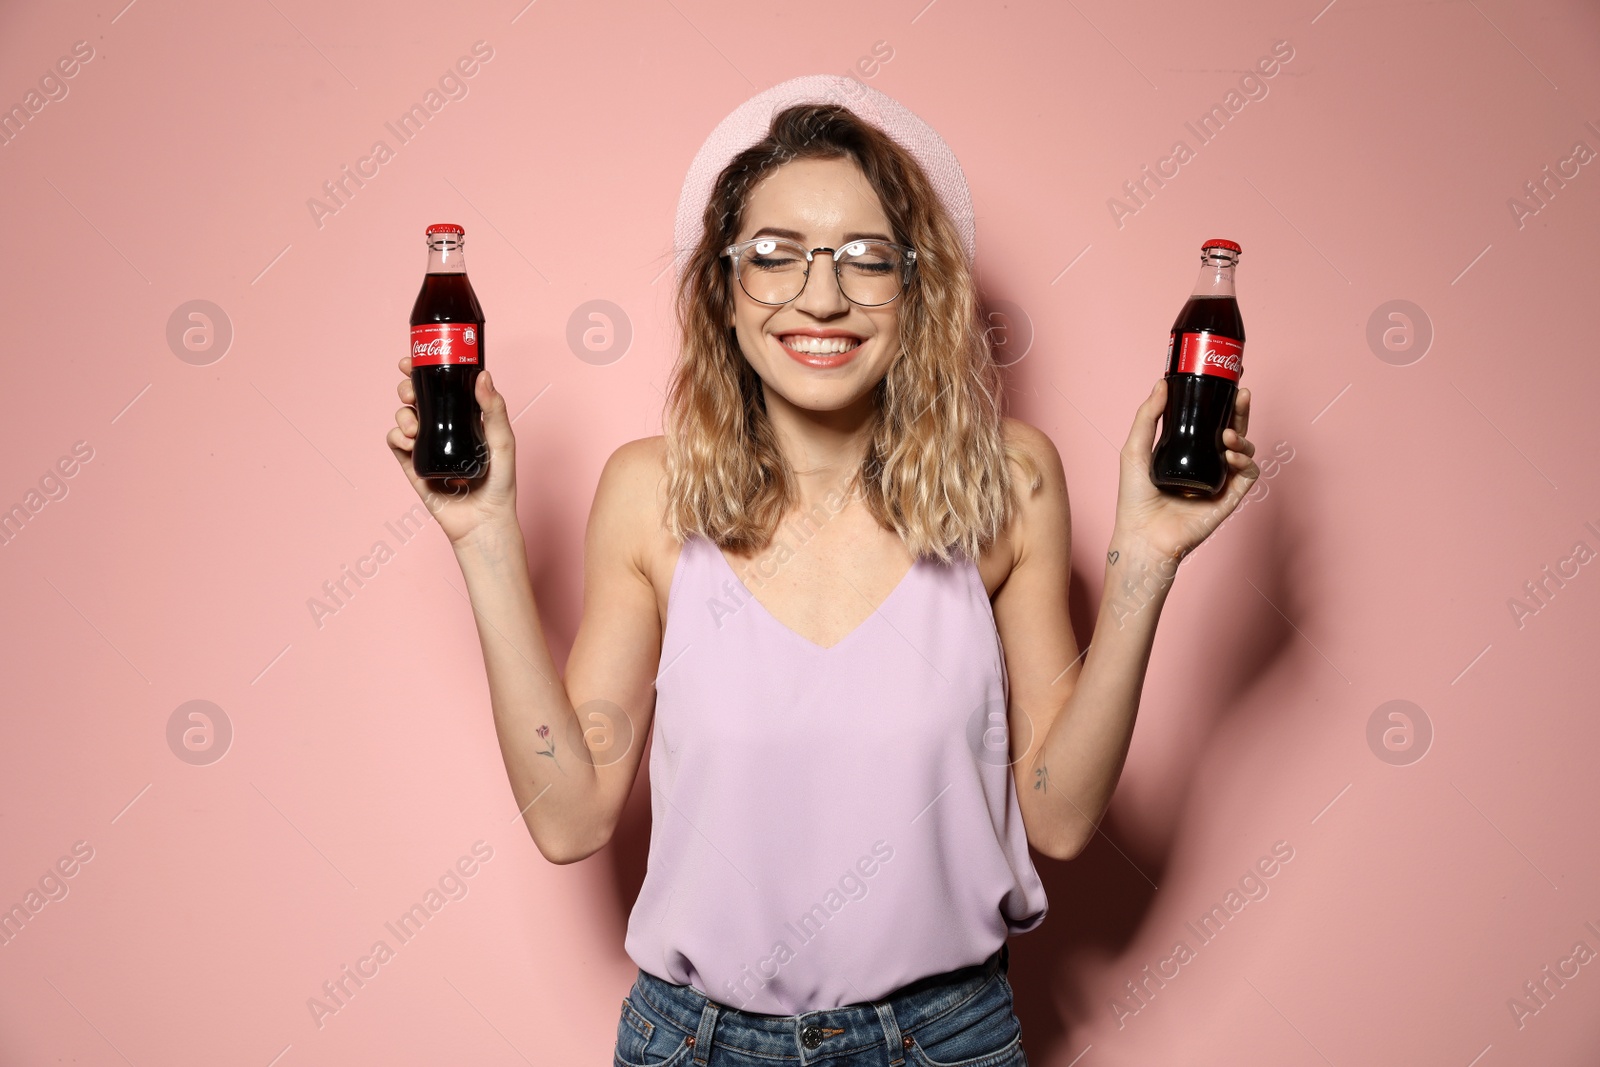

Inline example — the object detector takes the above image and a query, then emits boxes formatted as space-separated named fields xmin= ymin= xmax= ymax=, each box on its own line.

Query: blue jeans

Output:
xmin=615 ymin=942 xmax=1026 ymax=1067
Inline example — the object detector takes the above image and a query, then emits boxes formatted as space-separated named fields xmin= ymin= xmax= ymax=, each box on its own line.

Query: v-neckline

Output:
xmin=709 ymin=538 xmax=921 ymax=654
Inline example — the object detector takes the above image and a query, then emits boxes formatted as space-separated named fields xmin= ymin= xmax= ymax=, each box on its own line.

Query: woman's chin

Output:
xmin=766 ymin=375 xmax=883 ymax=417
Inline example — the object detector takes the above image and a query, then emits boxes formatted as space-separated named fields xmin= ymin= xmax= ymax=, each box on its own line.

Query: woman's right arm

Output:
xmin=390 ymin=360 xmax=667 ymax=864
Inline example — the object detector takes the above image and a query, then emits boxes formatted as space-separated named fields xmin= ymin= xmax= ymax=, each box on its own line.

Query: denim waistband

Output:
xmin=630 ymin=941 xmax=1009 ymax=1064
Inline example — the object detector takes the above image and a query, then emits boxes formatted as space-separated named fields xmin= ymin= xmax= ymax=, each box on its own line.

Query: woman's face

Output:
xmin=725 ymin=156 xmax=902 ymax=418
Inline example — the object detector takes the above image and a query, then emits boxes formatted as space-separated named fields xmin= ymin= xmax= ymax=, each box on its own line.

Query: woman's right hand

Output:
xmin=388 ymin=356 xmax=520 ymax=548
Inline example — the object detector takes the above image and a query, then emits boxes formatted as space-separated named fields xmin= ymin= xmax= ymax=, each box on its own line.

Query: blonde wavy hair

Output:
xmin=662 ymin=103 xmax=1040 ymax=564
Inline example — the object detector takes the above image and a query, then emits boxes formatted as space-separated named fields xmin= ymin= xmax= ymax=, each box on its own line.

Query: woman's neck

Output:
xmin=762 ymin=384 xmax=876 ymax=507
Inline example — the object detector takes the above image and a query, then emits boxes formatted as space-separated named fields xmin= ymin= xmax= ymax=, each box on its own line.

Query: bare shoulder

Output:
xmin=1002 ymin=416 xmax=1061 ymax=483
xmin=998 ymin=417 xmax=1071 ymax=571
xmin=593 ymin=433 xmax=668 ymax=534
xmin=590 ymin=434 xmax=674 ymax=590
xmin=1001 ymin=417 xmax=1068 ymax=508
xmin=599 ymin=434 xmax=668 ymax=493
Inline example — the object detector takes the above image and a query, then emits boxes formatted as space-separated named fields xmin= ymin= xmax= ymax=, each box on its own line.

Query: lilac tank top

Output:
xmin=623 ymin=533 xmax=1048 ymax=1015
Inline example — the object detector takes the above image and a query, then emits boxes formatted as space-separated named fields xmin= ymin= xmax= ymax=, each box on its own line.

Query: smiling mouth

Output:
xmin=778 ymin=333 xmax=863 ymax=353
xmin=775 ymin=334 xmax=865 ymax=366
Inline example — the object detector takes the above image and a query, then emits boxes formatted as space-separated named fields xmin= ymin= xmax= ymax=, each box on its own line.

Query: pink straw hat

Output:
xmin=672 ymin=75 xmax=977 ymax=276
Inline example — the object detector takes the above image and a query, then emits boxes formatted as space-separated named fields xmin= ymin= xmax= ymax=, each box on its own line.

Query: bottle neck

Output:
xmin=426 ymin=235 xmax=467 ymax=274
xmin=1191 ymin=249 xmax=1237 ymax=297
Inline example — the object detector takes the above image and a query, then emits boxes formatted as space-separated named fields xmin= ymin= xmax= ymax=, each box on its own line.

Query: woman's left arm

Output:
xmin=994 ymin=380 xmax=1259 ymax=860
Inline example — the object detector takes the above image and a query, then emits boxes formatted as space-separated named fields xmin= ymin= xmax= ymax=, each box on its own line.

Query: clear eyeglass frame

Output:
xmin=721 ymin=236 xmax=919 ymax=308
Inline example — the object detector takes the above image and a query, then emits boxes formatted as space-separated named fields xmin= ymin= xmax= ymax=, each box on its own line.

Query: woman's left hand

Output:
xmin=1112 ymin=378 xmax=1260 ymax=562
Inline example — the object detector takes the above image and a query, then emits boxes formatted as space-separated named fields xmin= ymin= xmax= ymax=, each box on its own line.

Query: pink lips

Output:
xmin=776 ymin=333 xmax=864 ymax=369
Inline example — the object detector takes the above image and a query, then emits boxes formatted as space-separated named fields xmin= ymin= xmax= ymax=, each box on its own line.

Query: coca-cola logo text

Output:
xmin=1174 ymin=333 xmax=1243 ymax=381
xmin=412 ymin=337 xmax=472 ymax=358
xmin=410 ymin=323 xmax=479 ymax=367
xmin=1204 ymin=350 xmax=1242 ymax=373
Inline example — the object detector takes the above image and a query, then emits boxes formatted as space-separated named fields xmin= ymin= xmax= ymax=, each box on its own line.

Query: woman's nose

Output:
xmin=792 ymin=260 xmax=851 ymax=315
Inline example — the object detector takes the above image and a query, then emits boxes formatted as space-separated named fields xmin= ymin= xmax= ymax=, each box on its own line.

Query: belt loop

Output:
xmin=874 ymin=1001 xmax=906 ymax=1066
xmin=692 ymin=998 xmax=719 ymax=1065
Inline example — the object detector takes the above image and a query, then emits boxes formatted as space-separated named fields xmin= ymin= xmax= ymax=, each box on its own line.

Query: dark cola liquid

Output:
xmin=410 ymin=272 xmax=487 ymax=479
xmin=1151 ymin=295 xmax=1243 ymax=497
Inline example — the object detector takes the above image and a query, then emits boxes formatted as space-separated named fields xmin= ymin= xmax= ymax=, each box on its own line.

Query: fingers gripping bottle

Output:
xmin=410 ymin=223 xmax=488 ymax=479
xmin=1150 ymin=239 xmax=1244 ymax=498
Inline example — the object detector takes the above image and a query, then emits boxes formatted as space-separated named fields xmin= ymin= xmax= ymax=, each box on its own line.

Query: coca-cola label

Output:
xmin=1171 ymin=331 xmax=1243 ymax=381
xmin=411 ymin=323 xmax=480 ymax=367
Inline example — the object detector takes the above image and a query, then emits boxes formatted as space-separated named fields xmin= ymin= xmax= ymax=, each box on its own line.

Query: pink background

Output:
xmin=2 ymin=0 xmax=1597 ymax=1063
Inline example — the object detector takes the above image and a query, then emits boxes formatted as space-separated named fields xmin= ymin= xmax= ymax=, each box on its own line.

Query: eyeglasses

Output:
xmin=722 ymin=236 xmax=917 ymax=308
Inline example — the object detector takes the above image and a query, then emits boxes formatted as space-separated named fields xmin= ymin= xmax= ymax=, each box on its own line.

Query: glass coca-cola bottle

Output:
xmin=1150 ymin=239 xmax=1244 ymax=497
xmin=409 ymin=223 xmax=487 ymax=479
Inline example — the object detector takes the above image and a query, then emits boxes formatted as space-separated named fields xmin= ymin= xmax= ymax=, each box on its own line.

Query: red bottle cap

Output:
xmin=1201 ymin=238 xmax=1241 ymax=253
xmin=425 ymin=223 xmax=465 ymax=235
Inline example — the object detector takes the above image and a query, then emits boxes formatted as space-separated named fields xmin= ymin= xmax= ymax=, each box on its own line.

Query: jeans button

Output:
xmin=801 ymin=1024 xmax=823 ymax=1049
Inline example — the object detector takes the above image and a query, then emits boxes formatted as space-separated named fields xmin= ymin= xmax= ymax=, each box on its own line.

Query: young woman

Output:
xmin=388 ymin=80 xmax=1258 ymax=1067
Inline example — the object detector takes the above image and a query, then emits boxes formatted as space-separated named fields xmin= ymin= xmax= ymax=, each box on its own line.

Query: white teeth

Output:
xmin=781 ymin=335 xmax=861 ymax=354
